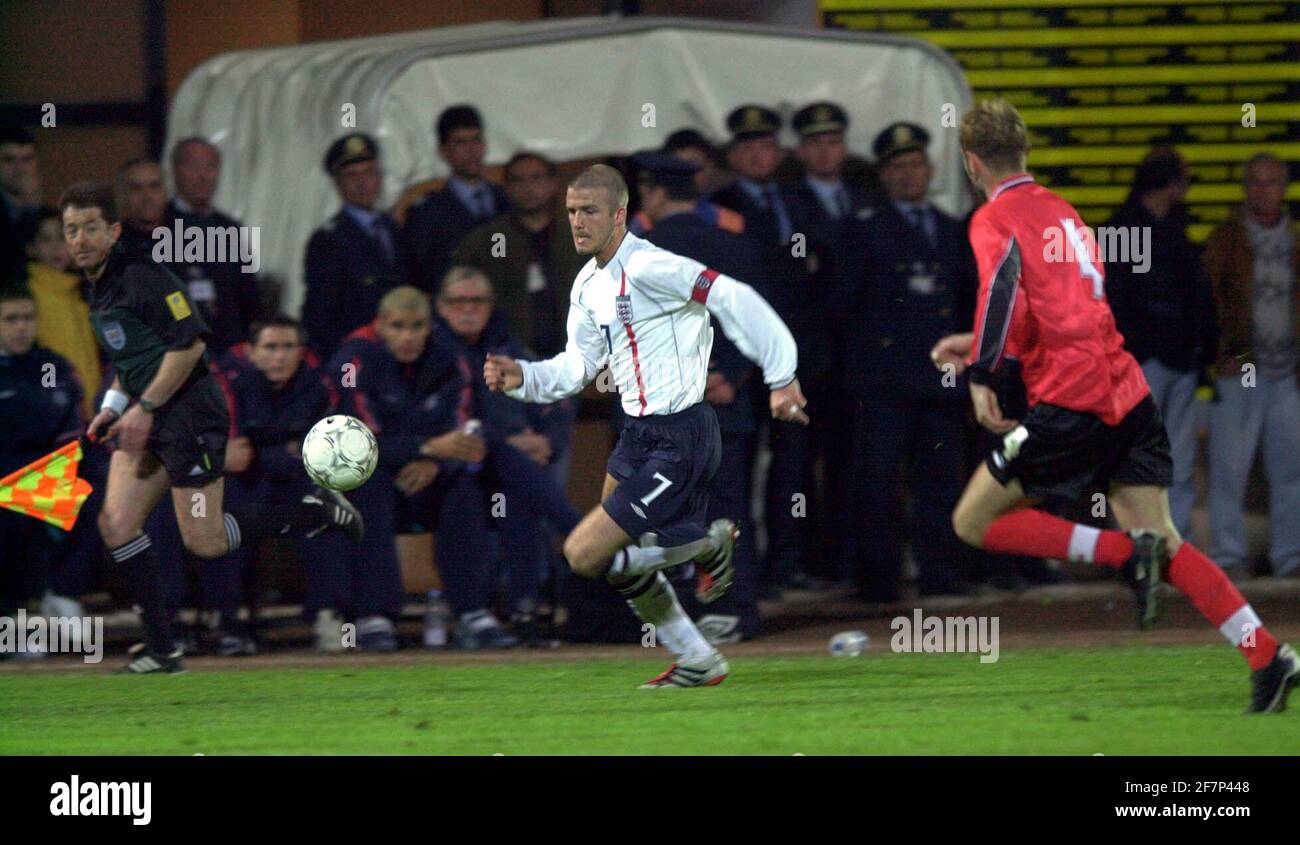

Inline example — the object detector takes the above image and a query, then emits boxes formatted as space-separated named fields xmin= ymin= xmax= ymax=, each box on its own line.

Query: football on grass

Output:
xmin=302 ymin=415 xmax=378 ymax=491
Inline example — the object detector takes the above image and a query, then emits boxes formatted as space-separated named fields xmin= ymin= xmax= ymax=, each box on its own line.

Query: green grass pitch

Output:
xmin=3 ymin=645 xmax=1298 ymax=755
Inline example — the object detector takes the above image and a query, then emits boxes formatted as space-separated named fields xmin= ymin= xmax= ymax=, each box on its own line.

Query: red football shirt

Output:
xmin=967 ymin=173 xmax=1149 ymax=426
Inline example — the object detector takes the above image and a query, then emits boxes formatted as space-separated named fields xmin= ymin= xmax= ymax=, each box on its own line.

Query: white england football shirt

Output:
xmin=506 ymin=231 xmax=797 ymax=417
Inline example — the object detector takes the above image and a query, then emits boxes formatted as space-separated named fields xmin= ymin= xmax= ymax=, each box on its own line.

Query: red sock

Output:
xmin=980 ymin=510 xmax=1134 ymax=568
xmin=1167 ymin=542 xmax=1278 ymax=671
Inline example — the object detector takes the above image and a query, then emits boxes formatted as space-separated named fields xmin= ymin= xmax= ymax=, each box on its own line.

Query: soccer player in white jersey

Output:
xmin=485 ymin=164 xmax=806 ymax=687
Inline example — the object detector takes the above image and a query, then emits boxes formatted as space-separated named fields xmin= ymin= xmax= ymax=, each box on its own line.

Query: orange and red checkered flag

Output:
xmin=0 ymin=440 xmax=94 ymax=531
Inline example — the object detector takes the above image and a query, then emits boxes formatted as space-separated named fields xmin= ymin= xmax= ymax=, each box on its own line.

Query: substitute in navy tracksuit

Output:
xmin=211 ymin=320 xmax=361 ymax=634
xmin=432 ymin=297 xmax=580 ymax=619
xmin=0 ymin=296 xmax=84 ymax=617
xmin=329 ymin=308 xmax=497 ymax=625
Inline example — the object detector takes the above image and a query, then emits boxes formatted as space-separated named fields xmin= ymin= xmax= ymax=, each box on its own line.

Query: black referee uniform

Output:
xmin=86 ymin=244 xmax=360 ymax=671
xmin=88 ymin=243 xmax=229 ymax=486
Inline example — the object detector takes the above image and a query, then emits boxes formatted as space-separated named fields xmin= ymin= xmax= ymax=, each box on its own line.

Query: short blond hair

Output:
xmin=568 ymin=163 xmax=628 ymax=212
xmin=960 ymin=99 xmax=1030 ymax=173
xmin=377 ymin=285 xmax=430 ymax=319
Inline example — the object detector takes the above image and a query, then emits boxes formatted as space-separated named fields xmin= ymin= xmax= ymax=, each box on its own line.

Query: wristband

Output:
xmin=101 ymin=389 xmax=129 ymax=416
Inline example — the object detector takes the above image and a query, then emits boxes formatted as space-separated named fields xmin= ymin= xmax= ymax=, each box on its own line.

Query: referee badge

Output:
xmin=102 ymin=321 xmax=126 ymax=351
xmin=165 ymin=291 xmax=192 ymax=321
xmin=615 ymin=294 xmax=633 ymax=325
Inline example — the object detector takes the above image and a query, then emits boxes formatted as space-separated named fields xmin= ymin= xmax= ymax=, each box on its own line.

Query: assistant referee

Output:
xmin=61 ymin=182 xmax=362 ymax=674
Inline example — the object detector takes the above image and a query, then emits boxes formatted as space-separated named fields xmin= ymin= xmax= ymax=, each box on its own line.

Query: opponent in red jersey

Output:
xmin=931 ymin=100 xmax=1297 ymax=713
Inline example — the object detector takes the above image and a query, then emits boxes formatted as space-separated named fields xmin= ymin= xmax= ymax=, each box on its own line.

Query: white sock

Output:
xmin=606 ymin=536 xmax=715 ymax=579
xmin=614 ymin=572 xmax=713 ymax=662
xmin=1067 ymin=524 xmax=1101 ymax=563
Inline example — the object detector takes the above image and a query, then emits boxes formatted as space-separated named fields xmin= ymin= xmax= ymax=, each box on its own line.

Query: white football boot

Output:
xmin=639 ymin=650 xmax=729 ymax=689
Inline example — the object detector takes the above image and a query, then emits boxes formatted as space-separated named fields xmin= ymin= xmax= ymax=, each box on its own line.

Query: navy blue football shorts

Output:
xmin=603 ymin=402 xmax=722 ymax=548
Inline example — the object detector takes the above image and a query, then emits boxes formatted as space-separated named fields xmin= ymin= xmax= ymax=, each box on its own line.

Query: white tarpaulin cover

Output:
xmin=167 ymin=16 xmax=973 ymax=315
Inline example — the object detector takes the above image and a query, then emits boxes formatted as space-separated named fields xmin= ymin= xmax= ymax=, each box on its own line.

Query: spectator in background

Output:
xmin=451 ymin=152 xmax=584 ymax=358
xmin=115 ymin=158 xmax=167 ymax=258
xmin=403 ymin=105 xmax=509 ymax=293
xmin=166 ymin=137 xmax=263 ymax=354
xmin=630 ymin=130 xmax=744 ymax=236
xmin=1203 ymin=153 xmax=1300 ymax=576
xmin=1 ymin=126 xmax=41 ymax=291
xmin=433 ymin=267 xmax=580 ymax=643
xmin=302 ymin=133 xmax=407 ymax=361
xmin=25 ymin=208 xmax=102 ymax=418
xmin=211 ymin=316 xmax=346 ymax=654
xmin=0 ymin=289 xmax=84 ymax=653
xmin=838 ymin=122 xmax=979 ymax=601
xmin=713 ymin=105 xmax=827 ymax=589
xmin=1106 ymin=148 xmax=1211 ymax=542
xmin=331 ymin=286 xmax=517 ymax=649
xmin=632 ymin=151 xmax=764 ymax=640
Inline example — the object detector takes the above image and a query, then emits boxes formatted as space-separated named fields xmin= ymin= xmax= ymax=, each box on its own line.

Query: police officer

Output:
xmin=403 ymin=105 xmax=510 ymax=293
xmin=839 ymin=122 xmax=979 ymax=601
xmin=713 ymin=106 xmax=826 ymax=589
xmin=786 ymin=102 xmax=872 ymax=583
xmin=632 ymin=151 xmax=765 ymax=639
xmin=164 ymin=137 xmax=263 ymax=355
xmin=302 ymin=133 xmax=408 ymax=361
xmin=713 ymin=106 xmax=794 ymax=249
xmin=629 ymin=130 xmax=744 ymax=236
xmin=0 ymin=289 xmax=83 ymax=632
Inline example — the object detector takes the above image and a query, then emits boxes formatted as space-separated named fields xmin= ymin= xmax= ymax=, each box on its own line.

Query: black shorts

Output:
xmin=985 ymin=394 xmax=1172 ymax=506
xmin=147 ymin=374 xmax=229 ymax=487
xmin=604 ymin=403 xmax=722 ymax=548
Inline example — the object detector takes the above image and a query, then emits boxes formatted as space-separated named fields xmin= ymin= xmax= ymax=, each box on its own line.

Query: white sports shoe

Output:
xmin=639 ymin=650 xmax=729 ymax=688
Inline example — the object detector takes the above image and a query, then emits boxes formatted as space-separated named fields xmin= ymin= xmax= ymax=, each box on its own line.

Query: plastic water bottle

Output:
xmin=829 ymin=630 xmax=869 ymax=657
xmin=423 ymin=589 xmax=449 ymax=649
xmin=464 ymin=418 xmax=483 ymax=473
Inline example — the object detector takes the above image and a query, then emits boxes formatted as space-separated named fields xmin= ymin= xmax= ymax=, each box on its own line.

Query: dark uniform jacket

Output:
xmin=403 ymin=182 xmax=509 ymax=294
xmin=327 ymin=323 xmax=468 ymax=477
xmin=302 ymin=208 xmax=408 ymax=362
xmin=213 ymin=347 xmax=337 ymax=485
xmin=840 ymin=202 xmax=978 ymax=399
xmin=1105 ymin=202 xmax=1212 ymax=373
xmin=432 ymin=315 xmax=575 ymax=456
xmin=451 ymin=212 xmax=586 ymax=358
xmin=714 ymin=179 xmax=832 ymax=377
xmin=164 ymin=200 xmax=262 ymax=354
xmin=639 ymin=211 xmax=765 ymax=436
xmin=86 ymin=244 xmax=211 ymax=398
xmin=784 ymin=178 xmax=872 ymax=328
xmin=0 ymin=344 xmax=83 ymax=473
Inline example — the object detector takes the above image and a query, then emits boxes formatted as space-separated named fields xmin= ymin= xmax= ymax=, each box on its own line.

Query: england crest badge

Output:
xmin=615 ymin=294 xmax=633 ymax=325
xmin=102 ymin=321 xmax=127 ymax=351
